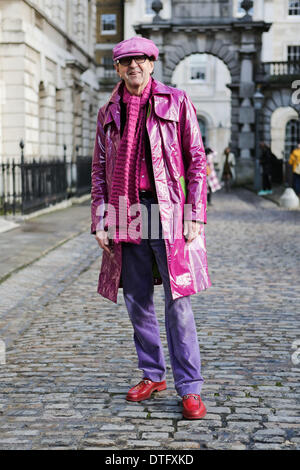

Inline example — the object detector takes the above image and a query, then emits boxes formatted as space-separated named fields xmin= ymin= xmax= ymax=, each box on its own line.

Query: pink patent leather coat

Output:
xmin=91 ymin=79 xmax=212 ymax=303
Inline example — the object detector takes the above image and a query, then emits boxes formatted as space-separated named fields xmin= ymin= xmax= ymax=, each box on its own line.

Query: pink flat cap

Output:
xmin=113 ymin=36 xmax=159 ymax=61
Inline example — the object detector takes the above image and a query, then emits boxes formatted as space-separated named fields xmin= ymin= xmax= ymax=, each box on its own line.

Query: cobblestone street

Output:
xmin=0 ymin=189 xmax=299 ymax=450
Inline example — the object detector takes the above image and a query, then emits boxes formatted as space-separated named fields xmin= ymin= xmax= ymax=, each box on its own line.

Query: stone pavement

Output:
xmin=0 ymin=201 xmax=91 ymax=283
xmin=0 ymin=188 xmax=299 ymax=450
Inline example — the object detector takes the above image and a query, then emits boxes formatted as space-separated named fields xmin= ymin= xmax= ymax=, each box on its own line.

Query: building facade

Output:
xmin=259 ymin=0 xmax=300 ymax=159
xmin=0 ymin=0 xmax=99 ymax=163
xmin=171 ymin=0 xmax=300 ymax=165
xmin=126 ymin=0 xmax=300 ymax=183
xmin=1 ymin=0 xmax=299 ymax=181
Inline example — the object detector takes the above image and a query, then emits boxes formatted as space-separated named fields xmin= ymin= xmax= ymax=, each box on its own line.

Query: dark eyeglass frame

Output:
xmin=116 ymin=55 xmax=149 ymax=66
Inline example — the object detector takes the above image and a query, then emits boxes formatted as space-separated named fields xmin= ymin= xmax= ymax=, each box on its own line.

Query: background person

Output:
xmin=258 ymin=142 xmax=274 ymax=196
xmin=220 ymin=146 xmax=236 ymax=192
xmin=205 ymin=147 xmax=221 ymax=205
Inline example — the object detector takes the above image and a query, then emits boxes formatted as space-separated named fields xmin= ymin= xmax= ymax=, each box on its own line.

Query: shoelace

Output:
xmin=183 ymin=394 xmax=200 ymax=401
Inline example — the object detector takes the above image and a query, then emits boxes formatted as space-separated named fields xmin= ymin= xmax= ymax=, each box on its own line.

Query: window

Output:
xmin=288 ymin=45 xmax=300 ymax=61
xmin=198 ymin=118 xmax=206 ymax=146
xmin=101 ymin=14 xmax=117 ymax=35
xmin=102 ymin=57 xmax=114 ymax=68
xmin=102 ymin=56 xmax=115 ymax=78
xmin=145 ymin=0 xmax=154 ymax=15
xmin=285 ymin=119 xmax=300 ymax=159
xmin=288 ymin=1 xmax=300 ymax=15
xmin=190 ymin=54 xmax=207 ymax=82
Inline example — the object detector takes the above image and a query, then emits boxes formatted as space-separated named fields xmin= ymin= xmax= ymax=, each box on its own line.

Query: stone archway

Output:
xmin=262 ymin=88 xmax=300 ymax=147
xmin=162 ymin=36 xmax=240 ymax=84
xmin=260 ymin=88 xmax=300 ymax=185
xmin=163 ymin=38 xmax=238 ymax=153
xmin=270 ymin=107 xmax=299 ymax=159
xmin=171 ymin=51 xmax=231 ymax=157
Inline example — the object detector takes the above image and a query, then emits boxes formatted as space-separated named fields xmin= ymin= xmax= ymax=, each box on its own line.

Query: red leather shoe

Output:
xmin=182 ymin=394 xmax=207 ymax=419
xmin=126 ymin=378 xmax=167 ymax=402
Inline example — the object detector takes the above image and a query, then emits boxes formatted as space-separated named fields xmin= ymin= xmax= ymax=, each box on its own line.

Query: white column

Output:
xmin=253 ymin=0 xmax=264 ymax=20
xmin=63 ymin=68 xmax=74 ymax=163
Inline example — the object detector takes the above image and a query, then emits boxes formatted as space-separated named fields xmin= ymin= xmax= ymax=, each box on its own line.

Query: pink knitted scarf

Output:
xmin=107 ymin=78 xmax=152 ymax=244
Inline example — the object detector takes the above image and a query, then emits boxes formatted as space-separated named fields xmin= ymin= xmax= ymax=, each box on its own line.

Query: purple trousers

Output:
xmin=121 ymin=197 xmax=204 ymax=397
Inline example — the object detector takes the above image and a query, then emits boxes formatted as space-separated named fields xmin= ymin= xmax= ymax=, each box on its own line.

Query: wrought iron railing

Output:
xmin=0 ymin=142 xmax=92 ymax=216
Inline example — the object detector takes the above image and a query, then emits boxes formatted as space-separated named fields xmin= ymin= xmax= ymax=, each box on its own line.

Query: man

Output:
xmin=258 ymin=142 xmax=274 ymax=196
xmin=205 ymin=147 xmax=221 ymax=205
xmin=91 ymin=37 xmax=211 ymax=420
xmin=220 ymin=146 xmax=235 ymax=192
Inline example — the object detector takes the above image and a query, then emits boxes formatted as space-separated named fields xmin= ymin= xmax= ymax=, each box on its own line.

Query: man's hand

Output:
xmin=183 ymin=221 xmax=202 ymax=245
xmin=95 ymin=230 xmax=111 ymax=254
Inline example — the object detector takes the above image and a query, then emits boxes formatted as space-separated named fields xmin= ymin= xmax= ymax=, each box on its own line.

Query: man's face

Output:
xmin=115 ymin=56 xmax=154 ymax=93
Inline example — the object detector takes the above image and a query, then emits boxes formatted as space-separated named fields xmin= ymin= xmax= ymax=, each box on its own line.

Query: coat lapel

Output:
xmin=103 ymin=104 xmax=121 ymax=132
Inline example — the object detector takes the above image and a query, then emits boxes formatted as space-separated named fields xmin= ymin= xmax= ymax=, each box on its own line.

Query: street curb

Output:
xmin=2 ymin=193 xmax=91 ymax=226
xmin=0 ymin=225 xmax=90 ymax=286
xmin=0 ymin=219 xmax=20 ymax=234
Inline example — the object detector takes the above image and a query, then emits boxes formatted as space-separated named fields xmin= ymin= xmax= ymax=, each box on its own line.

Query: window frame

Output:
xmin=285 ymin=119 xmax=300 ymax=159
xmin=100 ymin=13 xmax=117 ymax=35
xmin=288 ymin=0 xmax=300 ymax=16
xmin=188 ymin=54 xmax=207 ymax=83
xmin=288 ymin=45 xmax=300 ymax=61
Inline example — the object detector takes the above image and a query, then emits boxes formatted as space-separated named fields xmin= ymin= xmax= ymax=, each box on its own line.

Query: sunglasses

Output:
xmin=116 ymin=55 xmax=149 ymax=66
